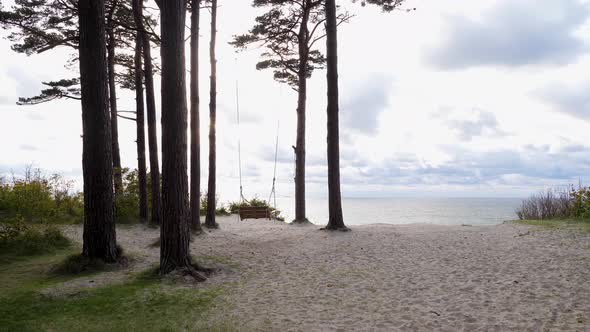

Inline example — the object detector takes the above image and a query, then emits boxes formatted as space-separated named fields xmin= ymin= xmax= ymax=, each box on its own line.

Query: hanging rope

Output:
xmin=268 ymin=120 xmax=280 ymax=208
xmin=235 ymin=56 xmax=281 ymax=210
xmin=235 ymin=57 xmax=245 ymax=203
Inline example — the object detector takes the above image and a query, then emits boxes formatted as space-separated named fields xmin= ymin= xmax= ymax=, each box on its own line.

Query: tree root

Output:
xmin=291 ymin=218 xmax=312 ymax=225
xmin=320 ymin=225 xmax=351 ymax=232
xmin=204 ymin=222 xmax=220 ymax=230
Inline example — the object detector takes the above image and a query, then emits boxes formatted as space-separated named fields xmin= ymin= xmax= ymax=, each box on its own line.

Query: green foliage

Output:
xmin=115 ymin=168 xmax=157 ymax=223
xmin=200 ymin=192 xmax=230 ymax=216
xmin=0 ymin=168 xmax=83 ymax=224
xmin=17 ymin=78 xmax=81 ymax=105
xmin=0 ymin=215 xmax=70 ymax=257
xmin=231 ymin=0 xmax=341 ymax=89
xmin=517 ymin=185 xmax=590 ymax=222
xmin=0 ymin=260 xmax=226 ymax=331
xmin=571 ymin=187 xmax=590 ymax=219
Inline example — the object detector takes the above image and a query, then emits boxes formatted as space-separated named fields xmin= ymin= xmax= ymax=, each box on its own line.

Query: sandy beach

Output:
xmin=56 ymin=216 xmax=590 ymax=331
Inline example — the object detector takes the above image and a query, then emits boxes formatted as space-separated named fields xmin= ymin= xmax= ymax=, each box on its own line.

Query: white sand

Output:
xmin=56 ymin=216 xmax=590 ymax=331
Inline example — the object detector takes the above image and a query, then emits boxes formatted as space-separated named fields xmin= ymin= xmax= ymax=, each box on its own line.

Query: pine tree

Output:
xmin=0 ymin=0 xmax=161 ymax=224
xmin=232 ymin=0 xmax=350 ymax=224
xmin=323 ymin=0 xmax=410 ymax=230
xmin=159 ymin=0 xmax=205 ymax=280
xmin=189 ymin=0 xmax=202 ymax=232
xmin=204 ymin=0 xmax=219 ymax=229
xmin=131 ymin=0 xmax=148 ymax=224
xmin=78 ymin=0 xmax=119 ymax=261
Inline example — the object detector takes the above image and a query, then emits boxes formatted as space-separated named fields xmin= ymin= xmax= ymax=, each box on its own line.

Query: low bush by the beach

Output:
xmin=0 ymin=215 xmax=71 ymax=257
xmin=516 ymin=186 xmax=590 ymax=221
xmin=199 ymin=193 xmax=232 ymax=216
xmin=0 ymin=167 xmax=83 ymax=224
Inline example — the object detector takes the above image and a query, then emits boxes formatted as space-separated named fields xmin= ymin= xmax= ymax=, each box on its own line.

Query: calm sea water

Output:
xmin=273 ymin=197 xmax=522 ymax=226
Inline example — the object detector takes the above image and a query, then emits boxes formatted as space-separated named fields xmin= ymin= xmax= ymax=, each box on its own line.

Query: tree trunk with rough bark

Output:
xmin=106 ymin=1 xmax=123 ymax=199
xmin=78 ymin=0 xmax=119 ymax=261
xmin=323 ymin=0 xmax=348 ymax=231
xmin=205 ymin=0 xmax=218 ymax=229
xmin=293 ymin=6 xmax=311 ymax=224
xmin=189 ymin=0 xmax=202 ymax=232
xmin=134 ymin=0 xmax=162 ymax=226
xmin=159 ymin=0 xmax=205 ymax=280
xmin=131 ymin=3 xmax=148 ymax=224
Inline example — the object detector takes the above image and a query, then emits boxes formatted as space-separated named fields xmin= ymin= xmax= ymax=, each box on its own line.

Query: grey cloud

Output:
xmin=343 ymin=144 xmax=590 ymax=187
xmin=535 ymin=81 xmax=590 ymax=120
xmin=341 ymin=75 xmax=392 ymax=135
xmin=446 ymin=110 xmax=509 ymax=141
xmin=427 ymin=0 xmax=589 ymax=70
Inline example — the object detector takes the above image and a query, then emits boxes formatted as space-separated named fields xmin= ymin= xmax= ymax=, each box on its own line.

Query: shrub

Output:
xmin=0 ymin=215 xmax=71 ymax=256
xmin=0 ymin=167 xmax=83 ymax=224
xmin=516 ymin=185 xmax=590 ymax=220
xmin=200 ymin=192 xmax=229 ymax=216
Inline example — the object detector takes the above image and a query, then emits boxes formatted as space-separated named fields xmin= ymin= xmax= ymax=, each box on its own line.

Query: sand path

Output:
xmin=56 ymin=216 xmax=590 ymax=331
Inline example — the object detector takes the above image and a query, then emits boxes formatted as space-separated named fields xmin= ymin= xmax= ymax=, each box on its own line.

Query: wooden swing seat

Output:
xmin=239 ymin=206 xmax=271 ymax=220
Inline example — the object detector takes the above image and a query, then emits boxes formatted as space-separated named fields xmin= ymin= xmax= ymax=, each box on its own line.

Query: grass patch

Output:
xmin=0 ymin=247 xmax=79 ymax=295
xmin=0 ymin=276 xmax=226 ymax=331
xmin=0 ymin=251 xmax=230 ymax=331
xmin=51 ymin=250 xmax=128 ymax=276
xmin=515 ymin=219 xmax=590 ymax=232
xmin=0 ymin=224 xmax=71 ymax=265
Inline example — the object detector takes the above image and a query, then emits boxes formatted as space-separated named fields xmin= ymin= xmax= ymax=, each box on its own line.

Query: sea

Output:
xmin=273 ymin=197 xmax=523 ymax=226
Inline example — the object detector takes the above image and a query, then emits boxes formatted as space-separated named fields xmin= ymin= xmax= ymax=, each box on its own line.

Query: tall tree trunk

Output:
xmin=323 ymin=0 xmax=348 ymax=231
xmin=106 ymin=0 xmax=123 ymax=199
xmin=190 ymin=0 xmax=202 ymax=232
xmin=134 ymin=0 xmax=162 ymax=226
xmin=78 ymin=0 xmax=119 ymax=261
xmin=159 ymin=0 xmax=205 ymax=279
xmin=205 ymin=0 xmax=218 ymax=229
xmin=293 ymin=6 xmax=310 ymax=224
xmin=132 ymin=9 xmax=148 ymax=224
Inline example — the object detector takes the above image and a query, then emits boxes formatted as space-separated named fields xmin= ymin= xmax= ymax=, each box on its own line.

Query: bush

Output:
xmin=0 ymin=167 xmax=83 ymax=224
xmin=516 ymin=185 xmax=590 ymax=220
xmin=199 ymin=192 xmax=230 ymax=216
xmin=0 ymin=215 xmax=71 ymax=256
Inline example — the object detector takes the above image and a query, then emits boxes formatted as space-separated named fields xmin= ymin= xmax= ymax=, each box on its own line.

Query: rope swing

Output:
xmin=235 ymin=57 xmax=280 ymax=209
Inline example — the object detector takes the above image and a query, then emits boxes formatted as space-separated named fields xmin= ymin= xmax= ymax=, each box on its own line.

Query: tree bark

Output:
xmin=323 ymin=0 xmax=348 ymax=231
xmin=132 ymin=15 xmax=148 ymax=224
xmin=190 ymin=0 xmax=202 ymax=232
xmin=134 ymin=0 xmax=162 ymax=226
xmin=159 ymin=0 xmax=204 ymax=279
xmin=293 ymin=5 xmax=311 ymax=224
xmin=106 ymin=0 xmax=123 ymax=200
xmin=205 ymin=0 xmax=218 ymax=229
xmin=78 ymin=0 xmax=119 ymax=261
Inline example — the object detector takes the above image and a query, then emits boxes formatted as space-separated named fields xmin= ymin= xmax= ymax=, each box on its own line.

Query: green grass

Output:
xmin=0 ymin=248 xmax=232 ymax=331
xmin=515 ymin=219 xmax=590 ymax=232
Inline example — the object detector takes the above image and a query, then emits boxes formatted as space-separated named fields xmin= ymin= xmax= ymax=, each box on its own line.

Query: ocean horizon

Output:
xmin=272 ymin=197 xmax=523 ymax=226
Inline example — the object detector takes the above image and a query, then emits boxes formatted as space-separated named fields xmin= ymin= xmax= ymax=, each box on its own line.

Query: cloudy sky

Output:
xmin=2 ymin=0 xmax=590 ymax=201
